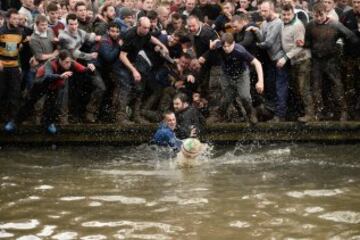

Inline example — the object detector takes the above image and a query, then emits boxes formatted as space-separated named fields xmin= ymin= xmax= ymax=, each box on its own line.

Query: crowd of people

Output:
xmin=0 ymin=0 xmax=359 ymax=135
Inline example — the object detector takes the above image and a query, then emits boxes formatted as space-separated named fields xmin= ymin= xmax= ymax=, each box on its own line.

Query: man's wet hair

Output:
xmin=312 ymin=2 xmax=327 ymax=14
xmin=59 ymin=50 xmax=72 ymax=61
xmin=47 ymin=2 xmax=59 ymax=13
xmin=74 ymin=1 xmax=86 ymax=11
xmin=174 ymin=92 xmax=189 ymax=103
xmin=35 ymin=14 xmax=48 ymax=25
xmin=101 ymin=3 xmax=114 ymax=16
xmin=147 ymin=10 xmax=158 ymax=20
xmin=108 ymin=22 xmax=120 ymax=30
xmin=171 ymin=12 xmax=182 ymax=21
xmin=162 ymin=110 xmax=175 ymax=120
xmin=282 ymin=3 xmax=294 ymax=12
xmin=221 ymin=32 xmax=235 ymax=45
xmin=66 ymin=13 xmax=77 ymax=24
xmin=6 ymin=8 xmax=18 ymax=19
xmin=231 ymin=13 xmax=251 ymax=23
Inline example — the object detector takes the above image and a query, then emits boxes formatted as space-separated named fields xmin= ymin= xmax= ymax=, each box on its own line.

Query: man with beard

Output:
xmin=173 ymin=92 xmax=204 ymax=140
xmin=94 ymin=4 xmax=116 ymax=35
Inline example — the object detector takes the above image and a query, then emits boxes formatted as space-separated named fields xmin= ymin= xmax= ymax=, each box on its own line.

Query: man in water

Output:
xmin=152 ymin=111 xmax=183 ymax=152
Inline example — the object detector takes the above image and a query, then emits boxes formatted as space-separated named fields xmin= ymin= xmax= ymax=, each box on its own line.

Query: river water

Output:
xmin=0 ymin=143 xmax=360 ymax=240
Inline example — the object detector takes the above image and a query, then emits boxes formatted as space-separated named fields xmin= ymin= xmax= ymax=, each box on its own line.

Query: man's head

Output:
xmin=171 ymin=13 xmax=184 ymax=31
xmin=108 ymin=22 xmax=120 ymax=40
xmin=281 ymin=4 xmax=295 ymax=24
xmin=142 ymin=0 xmax=154 ymax=11
xmin=173 ymin=93 xmax=189 ymax=112
xmin=199 ymin=0 xmax=208 ymax=6
xmin=322 ymin=0 xmax=336 ymax=12
xmin=67 ymin=0 xmax=78 ymax=12
xmin=187 ymin=15 xmax=200 ymax=34
xmin=137 ymin=16 xmax=151 ymax=36
xmin=178 ymin=52 xmax=192 ymax=69
xmin=231 ymin=14 xmax=250 ymax=32
xmin=0 ymin=11 xmax=5 ymax=27
xmin=353 ymin=0 xmax=360 ymax=13
xmin=157 ymin=6 xmax=170 ymax=26
xmin=47 ymin=2 xmax=60 ymax=23
xmin=22 ymin=0 xmax=35 ymax=9
xmin=260 ymin=0 xmax=276 ymax=21
xmin=313 ymin=2 xmax=328 ymax=24
xmin=6 ymin=9 xmax=19 ymax=28
xmin=221 ymin=32 xmax=235 ymax=54
xmin=163 ymin=111 xmax=177 ymax=130
xmin=185 ymin=0 xmax=196 ymax=12
xmin=75 ymin=1 xmax=87 ymax=21
xmin=35 ymin=14 xmax=48 ymax=33
xmin=66 ymin=13 xmax=79 ymax=32
xmin=101 ymin=4 xmax=116 ymax=21
xmin=147 ymin=10 xmax=159 ymax=29
xmin=121 ymin=7 xmax=135 ymax=25
xmin=223 ymin=2 xmax=235 ymax=15
xmin=58 ymin=50 xmax=73 ymax=70
xmin=239 ymin=0 xmax=251 ymax=9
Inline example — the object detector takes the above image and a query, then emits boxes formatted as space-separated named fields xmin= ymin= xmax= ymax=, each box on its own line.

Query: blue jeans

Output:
xmin=264 ymin=61 xmax=289 ymax=118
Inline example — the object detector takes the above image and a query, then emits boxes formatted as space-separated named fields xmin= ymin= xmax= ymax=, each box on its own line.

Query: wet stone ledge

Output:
xmin=1 ymin=121 xmax=360 ymax=145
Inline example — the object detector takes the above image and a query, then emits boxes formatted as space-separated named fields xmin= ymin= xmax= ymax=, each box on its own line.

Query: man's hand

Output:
xmin=132 ymin=70 xmax=141 ymax=82
xmin=0 ymin=61 xmax=3 ymax=71
xmin=174 ymin=80 xmax=184 ymax=89
xmin=52 ymin=49 xmax=59 ymax=58
xmin=90 ymin=52 xmax=98 ymax=59
xmin=87 ymin=63 xmax=96 ymax=72
xmin=190 ymin=126 xmax=197 ymax=137
xmin=276 ymin=57 xmax=287 ymax=68
xmin=187 ymin=74 xmax=195 ymax=83
xmin=246 ymin=26 xmax=259 ymax=32
xmin=198 ymin=56 xmax=206 ymax=64
xmin=296 ymin=39 xmax=304 ymax=47
xmin=256 ymin=81 xmax=264 ymax=94
xmin=95 ymin=35 xmax=102 ymax=42
xmin=209 ymin=39 xmax=220 ymax=49
xmin=60 ymin=71 xmax=73 ymax=80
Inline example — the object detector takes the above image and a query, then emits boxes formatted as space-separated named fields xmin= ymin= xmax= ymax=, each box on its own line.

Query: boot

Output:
xmin=340 ymin=111 xmax=348 ymax=122
xmin=141 ymin=109 xmax=161 ymax=123
xmin=84 ymin=111 xmax=96 ymax=123
xmin=206 ymin=109 xmax=224 ymax=124
xmin=297 ymin=114 xmax=315 ymax=123
xmin=249 ymin=109 xmax=258 ymax=125
xmin=267 ymin=116 xmax=285 ymax=123
xmin=115 ymin=112 xmax=134 ymax=125
xmin=133 ymin=97 xmax=150 ymax=124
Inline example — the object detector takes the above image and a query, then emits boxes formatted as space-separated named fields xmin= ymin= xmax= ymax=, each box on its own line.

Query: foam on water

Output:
xmin=88 ymin=201 xmax=102 ymax=207
xmin=286 ymin=189 xmax=344 ymax=198
xmin=37 ymin=225 xmax=57 ymax=237
xmin=122 ymin=233 xmax=171 ymax=240
xmin=51 ymin=232 xmax=78 ymax=240
xmin=17 ymin=235 xmax=41 ymax=240
xmin=305 ymin=207 xmax=325 ymax=214
xmin=319 ymin=211 xmax=360 ymax=224
xmin=178 ymin=198 xmax=208 ymax=205
xmin=60 ymin=196 xmax=86 ymax=201
xmin=0 ymin=230 xmax=14 ymax=238
xmin=34 ymin=185 xmax=54 ymax=190
xmin=0 ymin=219 xmax=39 ymax=230
xmin=89 ymin=196 xmax=146 ymax=204
xmin=229 ymin=221 xmax=251 ymax=228
xmin=80 ymin=235 xmax=107 ymax=240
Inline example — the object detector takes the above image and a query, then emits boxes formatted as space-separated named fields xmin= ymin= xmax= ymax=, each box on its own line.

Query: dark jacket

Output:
xmin=96 ymin=34 xmax=121 ymax=67
xmin=340 ymin=10 xmax=360 ymax=57
xmin=193 ymin=24 xmax=221 ymax=66
xmin=234 ymin=23 xmax=258 ymax=56
xmin=175 ymin=106 xmax=205 ymax=139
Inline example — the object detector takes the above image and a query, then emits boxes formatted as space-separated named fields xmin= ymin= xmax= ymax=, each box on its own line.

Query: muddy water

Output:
xmin=0 ymin=144 xmax=360 ymax=239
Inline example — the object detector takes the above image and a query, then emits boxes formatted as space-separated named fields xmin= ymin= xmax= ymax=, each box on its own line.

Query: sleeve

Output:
xmin=303 ymin=23 xmax=312 ymax=49
xmin=29 ymin=38 xmax=44 ymax=61
xmin=72 ymin=61 xmax=87 ymax=73
xmin=239 ymin=29 xmax=256 ymax=48
xmin=236 ymin=45 xmax=255 ymax=63
xmin=336 ymin=21 xmax=359 ymax=44
xmin=258 ymin=21 xmax=282 ymax=49
xmin=286 ymin=23 xmax=306 ymax=59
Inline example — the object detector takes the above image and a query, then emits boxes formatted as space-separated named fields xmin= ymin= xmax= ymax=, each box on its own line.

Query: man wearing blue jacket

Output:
xmin=152 ymin=111 xmax=183 ymax=152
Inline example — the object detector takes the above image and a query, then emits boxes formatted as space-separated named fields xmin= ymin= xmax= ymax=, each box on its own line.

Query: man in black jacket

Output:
xmin=340 ymin=0 xmax=360 ymax=119
xmin=173 ymin=93 xmax=205 ymax=140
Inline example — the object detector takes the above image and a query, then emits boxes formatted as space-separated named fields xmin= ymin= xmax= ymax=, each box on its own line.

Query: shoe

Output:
xmin=133 ymin=115 xmax=150 ymax=124
xmin=4 ymin=121 xmax=16 ymax=133
xmin=297 ymin=115 xmax=315 ymax=123
xmin=47 ymin=123 xmax=58 ymax=134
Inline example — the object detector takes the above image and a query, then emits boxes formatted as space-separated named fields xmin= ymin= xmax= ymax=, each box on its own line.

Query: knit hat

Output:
xmin=180 ymin=138 xmax=204 ymax=159
xmin=120 ymin=7 xmax=134 ymax=19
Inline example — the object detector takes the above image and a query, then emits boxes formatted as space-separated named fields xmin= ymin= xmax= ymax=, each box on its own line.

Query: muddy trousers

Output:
xmin=219 ymin=69 xmax=255 ymax=117
xmin=342 ymin=56 xmax=360 ymax=118
xmin=14 ymin=80 xmax=60 ymax=126
xmin=311 ymin=57 xmax=347 ymax=116
xmin=289 ymin=59 xmax=314 ymax=116
xmin=0 ymin=67 xmax=22 ymax=120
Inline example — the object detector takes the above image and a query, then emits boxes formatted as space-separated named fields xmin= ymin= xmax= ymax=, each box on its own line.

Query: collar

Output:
xmin=195 ymin=23 xmax=202 ymax=36
xmin=35 ymin=26 xmax=48 ymax=38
